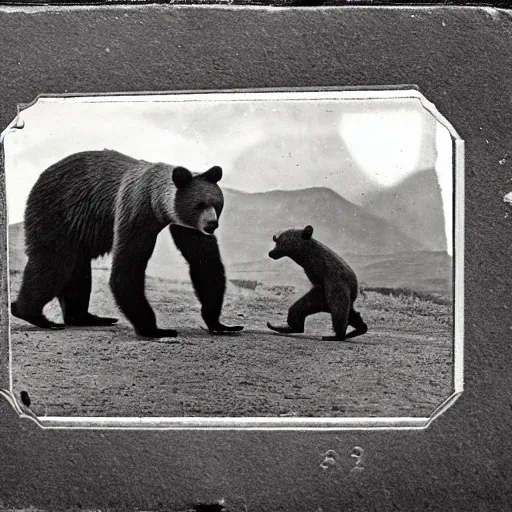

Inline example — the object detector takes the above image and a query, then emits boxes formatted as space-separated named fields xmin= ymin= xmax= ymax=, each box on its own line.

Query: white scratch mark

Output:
xmin=481 ymin=6 xmax=502 ymax=22
xmin=503 ymin=192 xmax=512 ymax=205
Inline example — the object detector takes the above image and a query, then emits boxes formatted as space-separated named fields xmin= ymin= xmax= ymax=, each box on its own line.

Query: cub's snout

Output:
xmin=268 ymin=248 xmax=281 ymax=260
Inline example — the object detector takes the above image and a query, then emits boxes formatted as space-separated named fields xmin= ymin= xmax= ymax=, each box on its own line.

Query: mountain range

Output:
xmin=8 ymin=175 xmax=452 ymax=296
xmin=362 ymin=169 xmax=447 ymax=252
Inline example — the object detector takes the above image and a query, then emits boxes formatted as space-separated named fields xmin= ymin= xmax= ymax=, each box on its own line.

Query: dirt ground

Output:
xmin=8 ymin=270 xmax=453 ymax=419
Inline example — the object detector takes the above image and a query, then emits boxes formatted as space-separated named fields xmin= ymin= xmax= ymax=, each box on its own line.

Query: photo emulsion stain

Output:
xmin=2 ymin=90 xmax=460 ymax=426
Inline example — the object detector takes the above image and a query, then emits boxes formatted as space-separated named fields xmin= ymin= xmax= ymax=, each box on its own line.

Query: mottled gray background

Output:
xmin=0 ymin=5 xmax=510 ymax=511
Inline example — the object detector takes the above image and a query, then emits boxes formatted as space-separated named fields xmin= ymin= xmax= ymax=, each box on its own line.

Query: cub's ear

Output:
xmin=172 ymin=166 xmax=194 ymax=189
xmin=301 ymin=225 xmax=314 ymax=240
xmin=202 ymin=166 xmax=223 ymax=184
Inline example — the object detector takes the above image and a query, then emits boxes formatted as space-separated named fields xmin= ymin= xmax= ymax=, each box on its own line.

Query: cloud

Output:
xmin=4 ymin=93 xmax=448 ymax=245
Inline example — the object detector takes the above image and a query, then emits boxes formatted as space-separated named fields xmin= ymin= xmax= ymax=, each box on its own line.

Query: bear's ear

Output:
xmin=202 ymin=166 xmax=223 ymax=184
xmin=172 ymin=166 xmax=194 ymax=189
xmin=301 ymin=225 xmax=314 ymax=240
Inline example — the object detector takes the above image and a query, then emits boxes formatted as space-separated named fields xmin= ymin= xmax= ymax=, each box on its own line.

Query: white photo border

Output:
xmin=0 ymin=85 xmax=464 ymax=430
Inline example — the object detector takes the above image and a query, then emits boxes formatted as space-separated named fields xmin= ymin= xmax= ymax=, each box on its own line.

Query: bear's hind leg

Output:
xmin=322 ymin=308 xmax=350 ymax=341
xmin=267 ymin=286 xmax=327 ymax=335
xmin=110 ymin=226 xmax=177 ymax=339
xmin=59 ymin=256 xmax=118 ymax=327
xmin=322 ymin=284 xmax=350 ymax=341
xmin=11 ymin=252 xmax=69 ymax=330
xmin=11 ymin=302 xmax=65 ymax=330
xmin=344 ymin=308 xmax=368 ymax=340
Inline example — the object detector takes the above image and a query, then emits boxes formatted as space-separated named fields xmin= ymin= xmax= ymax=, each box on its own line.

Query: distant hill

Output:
xmin=227 ymin=251 xmax=452 ymax=297
xmin=7 ymin=186 xmax=451 ymax=296
xmin=7 ymin=221 xmax=189 ymax=279
xmin=216 ymin=187 xmax=425 ymax=265
xmin=362 ymin=169 xmax=447 ymax=252
xmin=144 ymin=187 xmax=451 ymax=296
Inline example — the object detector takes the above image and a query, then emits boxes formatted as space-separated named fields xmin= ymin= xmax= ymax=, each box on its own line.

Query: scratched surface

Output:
xmin=0 ymin=5 xmax=511 ymax=511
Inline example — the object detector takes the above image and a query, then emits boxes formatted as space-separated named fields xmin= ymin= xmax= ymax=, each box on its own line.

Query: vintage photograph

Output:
xmin=2 ymin=89 xmax=460 ymax=424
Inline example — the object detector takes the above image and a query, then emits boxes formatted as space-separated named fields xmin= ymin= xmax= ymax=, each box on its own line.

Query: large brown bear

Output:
xmin=266 ymin=225 xmax=367 ymax=341
xmin=11 ymin=150 xmax=243 ymax=338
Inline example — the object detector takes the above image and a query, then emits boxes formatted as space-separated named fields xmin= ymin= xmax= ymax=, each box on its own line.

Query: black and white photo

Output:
xmin=2 ymin=88 xmax=463 ymax=428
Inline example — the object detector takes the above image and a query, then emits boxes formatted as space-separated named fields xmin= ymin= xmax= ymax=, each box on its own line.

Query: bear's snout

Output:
xmin=203 ymin=219 xmax=219 ymax=234
xmin=198 ymin=205 xmax=219 ymax=235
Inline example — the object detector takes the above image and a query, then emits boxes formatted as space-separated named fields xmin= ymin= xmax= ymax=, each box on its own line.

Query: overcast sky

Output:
xmin=2 ymin=90 xmax=453 ymax=250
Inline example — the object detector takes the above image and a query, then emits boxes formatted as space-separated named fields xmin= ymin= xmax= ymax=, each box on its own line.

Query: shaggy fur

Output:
xmin=267 ymin=225 xmax=367 ymax=341
xmin=11 ymin=150 xmax=243 ymax=338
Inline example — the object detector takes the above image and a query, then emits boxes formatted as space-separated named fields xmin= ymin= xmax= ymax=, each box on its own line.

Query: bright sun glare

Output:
xmin=340 ymin=110 xmax=424 ymax=187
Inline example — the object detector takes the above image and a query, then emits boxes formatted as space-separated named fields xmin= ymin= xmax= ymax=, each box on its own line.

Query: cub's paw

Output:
xmin=321 ymin=335 xmax=346 ymax=341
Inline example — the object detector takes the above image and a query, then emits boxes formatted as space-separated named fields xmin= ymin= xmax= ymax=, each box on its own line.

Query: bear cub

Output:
xmin=267 ymin=225 xmax=368 ymax=341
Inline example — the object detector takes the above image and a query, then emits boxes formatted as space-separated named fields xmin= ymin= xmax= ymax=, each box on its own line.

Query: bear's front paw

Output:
xmin=136 ymin=328 xmax=179 ymax=341
xmin=208 ymin=322 xmax=244 ymax=335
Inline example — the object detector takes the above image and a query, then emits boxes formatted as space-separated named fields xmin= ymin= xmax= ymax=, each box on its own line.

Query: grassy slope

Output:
xmin=227 ymin=249 xmax=453 ymax=297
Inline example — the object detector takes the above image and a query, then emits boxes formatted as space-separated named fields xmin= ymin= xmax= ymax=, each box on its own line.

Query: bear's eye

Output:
xmin=197 ymin=201 xmax=207 ymax=210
